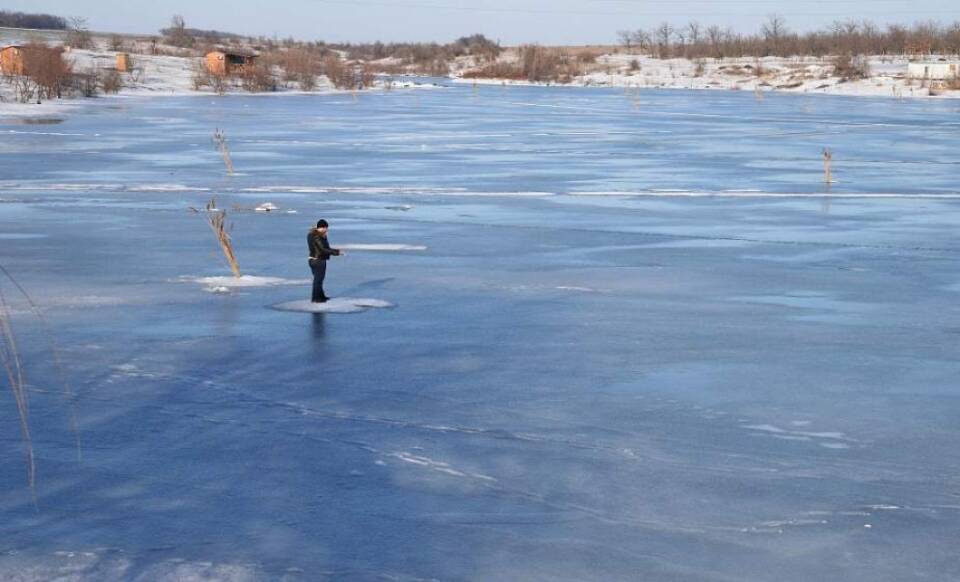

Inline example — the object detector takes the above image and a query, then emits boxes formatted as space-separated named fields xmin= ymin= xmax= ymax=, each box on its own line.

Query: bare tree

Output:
xmin=617 ymin=30 xmax=634 ymax=51
xmin=655 ymin=22 xmax=674 ymax=58
xmin=761 ymin=14 xmax=788 ymax=56
xmin=687 ymin=21 xmax=702 ymax=50
xmin=165 ymin=14 xmax=194 ymax=48
xmin=66 ymin=16 xmax=94 ymax=50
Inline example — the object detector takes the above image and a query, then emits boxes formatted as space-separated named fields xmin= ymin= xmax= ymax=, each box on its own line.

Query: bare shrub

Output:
xmin=323 ymin=54 xmax=374 ymax=89
xmin=693 ymin=58 xmax=706 ymax=77
xmin=241 ymin=62 xmax=278 ymax=92
xmin=21 ymin=43 xmax=73 ymax=100
xmin=279 ymin=48 xmax=319 ymax=90
xmin=577 ymin=50 xmax=600 ymax=64
xmin=6 ymin=75 xmax=37 ymax=103
xmin=74 ymin=68 xmax=99 ymax=98
xmin=461 ymin=62 xmax=525 ymax=81
xmin=192 ymin=60 xmax=228 ymax=95
xmin=100 ymin=69 xmax=123 ymax=94
xmin=832 ymin=53 xmax=870 ymax=80
xmin=109 ymin=34 xmax=127 ymax=52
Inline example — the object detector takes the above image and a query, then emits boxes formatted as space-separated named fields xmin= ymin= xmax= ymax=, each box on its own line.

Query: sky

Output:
xmin=7 ymin=0 xmax=960 ymax=45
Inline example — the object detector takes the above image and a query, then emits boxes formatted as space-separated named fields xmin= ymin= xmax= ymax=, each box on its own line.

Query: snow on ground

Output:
xmin=454 ymin=53 xmax=960 ymax=99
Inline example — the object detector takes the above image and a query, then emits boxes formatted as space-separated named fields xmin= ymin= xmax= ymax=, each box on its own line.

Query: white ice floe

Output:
xmin=337 ymin=244 xmax=428 ymax=252
xmin=241 ymin=185 xmax=554 ymax=197
xmin=272 ymin=298 xmax=394 ymax=314
xmin=185 ymin=275 xmax=309 ymax=290
xmin=254 ymin=202 xmax=279 ymax=212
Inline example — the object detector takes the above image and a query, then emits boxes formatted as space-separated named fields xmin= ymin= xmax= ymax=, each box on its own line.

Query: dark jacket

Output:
xmin=308 ymin=230 xmax=340 ymax=261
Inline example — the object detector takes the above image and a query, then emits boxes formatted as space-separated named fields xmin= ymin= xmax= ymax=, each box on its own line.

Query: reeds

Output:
xmin=204 ymin=198 xmax=242 ymax=278
xmin=0 ymin=263 xmax=81 ymax=501
xmin=212 ymin=128 xmax=234 ymax=176
xmin=0 ymin=282 xmax=34 ymax=498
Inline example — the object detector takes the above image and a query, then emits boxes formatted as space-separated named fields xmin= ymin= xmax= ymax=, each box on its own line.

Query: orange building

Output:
xmin=205 ymin=50 xmax=256 ymax=76
xmin=0 ymin=45 xmax=25 ymax=76
xmin=116 ymin=53 xmax=132 ymax=73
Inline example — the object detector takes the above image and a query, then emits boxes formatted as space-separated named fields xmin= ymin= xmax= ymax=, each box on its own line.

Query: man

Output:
xmin=307 ymin=219 xmax=343 ymax=303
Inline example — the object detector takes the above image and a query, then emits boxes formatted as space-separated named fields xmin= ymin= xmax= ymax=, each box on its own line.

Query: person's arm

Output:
xmin=319 ymin=238 xmax=342 ymax=258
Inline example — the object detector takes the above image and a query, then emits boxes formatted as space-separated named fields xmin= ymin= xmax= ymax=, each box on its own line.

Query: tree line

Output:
xmin=618 ymin=17 xmax=960 ymax=59
xmin=0 ymin=10 xmax=67 ymax=30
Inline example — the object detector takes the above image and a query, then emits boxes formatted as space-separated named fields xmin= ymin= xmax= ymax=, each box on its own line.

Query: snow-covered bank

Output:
xmin=453 ymin=54 xmax=960 ymax=99
xmin=0 ymin=46 xmax=438 ymax=119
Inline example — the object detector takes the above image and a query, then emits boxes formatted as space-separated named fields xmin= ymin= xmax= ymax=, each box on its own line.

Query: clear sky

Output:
xmin=7 ymin=0 xmax=960 ymax=45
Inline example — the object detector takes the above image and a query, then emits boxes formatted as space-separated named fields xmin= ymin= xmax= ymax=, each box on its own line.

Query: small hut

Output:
xmin=116 ymin=53 xmax=132 ymax=73
xmin=0 ymin=45 xmax=25 ymax=76
xmin=908 ymin=61 xmax=960 ymax=81
xmin=205 ymin=50 xmax=257 ymax=76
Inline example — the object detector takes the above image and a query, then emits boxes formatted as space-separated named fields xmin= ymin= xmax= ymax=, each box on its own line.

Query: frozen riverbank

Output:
xmin=453 ymin=54 xmax=960 ymax=100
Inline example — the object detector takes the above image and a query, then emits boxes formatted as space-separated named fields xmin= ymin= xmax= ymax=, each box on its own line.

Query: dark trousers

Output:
xmin=310 ymin=259 xmax=327 ymax=302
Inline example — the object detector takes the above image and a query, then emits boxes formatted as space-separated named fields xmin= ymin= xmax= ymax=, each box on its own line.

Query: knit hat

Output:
xmin=316 ymin=219 xmax=329 ymax=228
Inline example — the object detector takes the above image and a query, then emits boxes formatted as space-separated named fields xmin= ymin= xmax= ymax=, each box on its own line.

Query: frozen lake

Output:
xmin=2 ymin=84 xmax=960 ymax=581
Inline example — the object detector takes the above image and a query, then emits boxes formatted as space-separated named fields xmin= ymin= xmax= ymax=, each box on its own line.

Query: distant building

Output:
xmin=116 ymin=53 xmax=132 ymax=73
xmin=0 ymin=45 xmax=25 ymax=76
xmin=908 ymin=61 xmax=960 ymax=80
xmin=205 ymin=50 xmax=257 ymax=76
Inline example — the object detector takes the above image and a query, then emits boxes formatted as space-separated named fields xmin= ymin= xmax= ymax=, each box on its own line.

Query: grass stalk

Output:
xmin=204 ymin=198 xmax=242 ymax=278
xmin=823 ymin=148 xmax=833 ymax=184
xmin=212 ymin=128 xmax=234 ymax=176
xmin=0 ymin=283 xmax=35 ymax=501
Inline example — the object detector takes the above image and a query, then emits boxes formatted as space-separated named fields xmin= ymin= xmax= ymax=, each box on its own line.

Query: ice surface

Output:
xmin=272 ymin=298 xmax=394 ymax=313
xmin=337 ymin=243 xmax=428 ymax=251
xmin=2 ymin=86 xmax=960 ymax=581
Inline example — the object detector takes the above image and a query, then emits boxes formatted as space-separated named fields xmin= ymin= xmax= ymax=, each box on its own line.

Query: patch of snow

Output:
xmin=272 ymin=298 xmax=394 ymax=314
xmin=184 ymin=275 xmax=309 ymax=288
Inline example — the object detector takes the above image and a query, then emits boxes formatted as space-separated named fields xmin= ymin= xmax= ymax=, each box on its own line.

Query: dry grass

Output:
xmin=823 ymin=148 xmax=833 ymax=184
xmin=203 ymin=198 xmax=242 ymax=278
xmin=0 ymin=282 xmax=34 ymax=499
xmin=0 ymin=264 xmax=83 ymax=502
xmin=212 ymin=129 xmax=234 ymax=176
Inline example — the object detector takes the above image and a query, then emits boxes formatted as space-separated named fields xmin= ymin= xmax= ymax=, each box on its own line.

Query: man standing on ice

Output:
xmin=308 ymin=219 xmax=342 ymax=303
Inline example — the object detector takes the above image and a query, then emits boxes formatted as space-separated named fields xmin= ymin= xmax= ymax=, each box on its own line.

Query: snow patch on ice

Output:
xmin=743 ymin=423 xmax=856 ymax=447
xmin=185 ymin=275 xmax=310 ymax=289
xmin=242 ymin=185 xmax=553 ymax=197
xmin=388 ymin=451 xmax=497 ymax=482
xmin=272 ymin=298 xmax=394 ymax=314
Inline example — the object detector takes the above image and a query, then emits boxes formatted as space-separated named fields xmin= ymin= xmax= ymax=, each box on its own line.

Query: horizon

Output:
xmin=4 ymin=0 xmax=960 ymax=46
